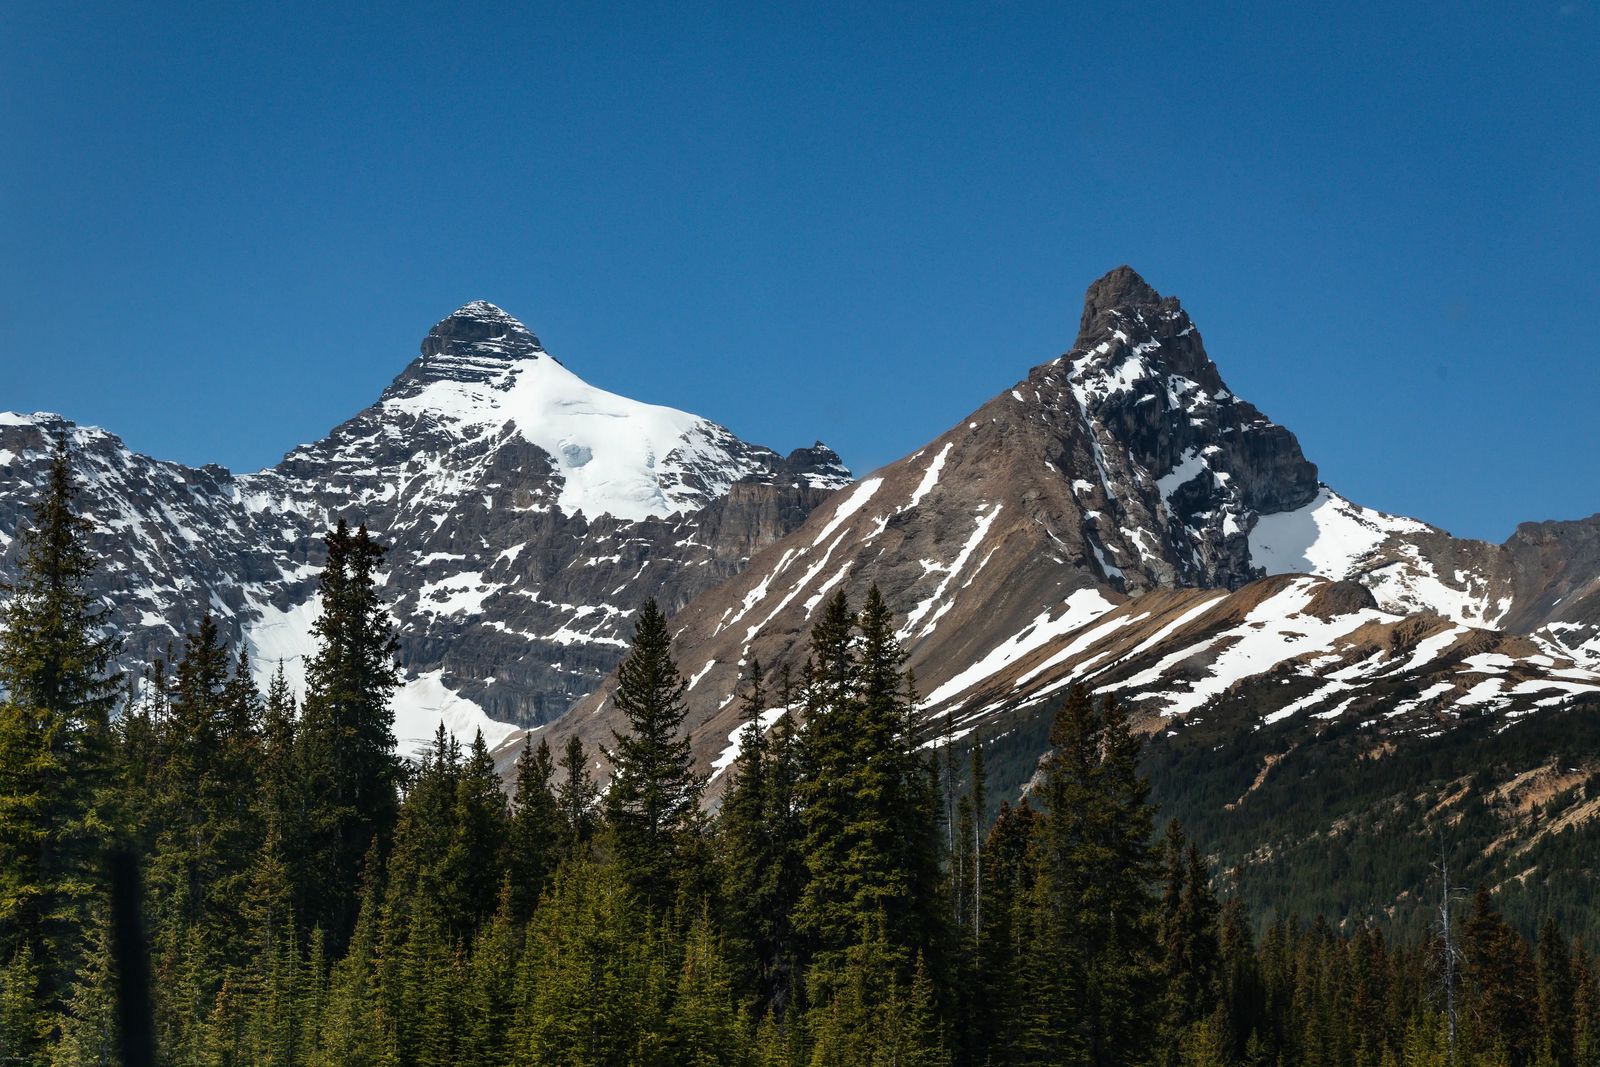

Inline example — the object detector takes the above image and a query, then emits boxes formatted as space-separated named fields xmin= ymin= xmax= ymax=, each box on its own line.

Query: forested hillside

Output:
xmin=3 ymin=437 xmax=1598 ymax=1067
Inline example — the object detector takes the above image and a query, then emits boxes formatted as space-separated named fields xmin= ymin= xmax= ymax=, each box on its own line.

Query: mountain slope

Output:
xmin=0 ymin=301 xmax=849 ymax=748
xmin=535 ymin=267 xmax=1600 ymax=784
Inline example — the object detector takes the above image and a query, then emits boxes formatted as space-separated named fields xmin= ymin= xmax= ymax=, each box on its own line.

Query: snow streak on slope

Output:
xmin=926 ymin=575 xmax=1600 ymax=739
xmin=392 ymin=670 xmax=520 ymax=755
xmin=919 ymin=587 xmax=1117 ymax=708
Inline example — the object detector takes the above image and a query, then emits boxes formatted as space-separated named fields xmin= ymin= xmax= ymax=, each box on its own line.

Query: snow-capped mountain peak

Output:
xmin=0 ymin=301 xmax=853 ymax=750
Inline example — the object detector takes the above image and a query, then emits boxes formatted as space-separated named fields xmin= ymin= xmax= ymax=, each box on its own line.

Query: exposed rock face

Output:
xmin=0 ymin=302 xmax=850 ymax=748
xmin=531 ymin=267 xmax=1600 ymax=784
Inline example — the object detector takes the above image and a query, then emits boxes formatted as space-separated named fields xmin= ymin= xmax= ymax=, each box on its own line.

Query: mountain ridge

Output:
xmin=527 ymin=266 xmax=1600 ymax=784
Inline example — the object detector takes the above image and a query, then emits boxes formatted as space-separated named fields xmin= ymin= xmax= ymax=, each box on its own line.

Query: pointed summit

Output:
xmin=423 ymin=300 xmax=544 ymax=360
xmin=1079 ymin=265 xmax=1168 ymax=332
xmin=402 ymin=300 xmax=547 ymax=387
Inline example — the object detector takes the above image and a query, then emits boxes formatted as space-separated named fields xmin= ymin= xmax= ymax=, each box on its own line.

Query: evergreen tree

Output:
xmin=461 ymin=885 xmax=519 ymax=1067
xmin=0 ymin=941 xmax=46 ymax=1066
xmin=507 ymin=734 xmax=561 ymax=923
xmin=49 ymin=910 xmax=118 ymax=1067
xmin=1538 ymin=918 xmax=1575 ymax=1067
xmin=1022 ymin=685 xmax=1159 ymax=1066
xmin=1462 ymin=886 xmax=1538 ymax=1062
xmin=441 ymin=729 xmax=510 ymax=943
xmin=296 ymin=521 xmax=402 ymax=951
xmin=795 ymin=588 xmax=943 ymax=1005
xmin=1158 ymin=822 xmax=1222 ymax=1065
xmin=603 ymin=599 xmax=702 ymax=912
xmin=556 ymin=736 xmax=599 ymax=851
xmin=0 ymin=433 xmax=120 ymax=1015
xmin=511 ymin=858 xmax=672 ymax=1065
xmin=664 ymin=908 xmax=750 ymax=1066
xmin=146 ymin=619 xmax=264 ymax=995
xmin=256 ymin=660 xmax=310 ymax=932
xmin=762 ymin=670 xmax=806 ymax=1023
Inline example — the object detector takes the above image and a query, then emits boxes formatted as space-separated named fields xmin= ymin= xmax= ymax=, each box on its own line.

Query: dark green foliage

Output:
xmin=1010 ymin=684 xmax=1159 ymax=1065
xmin=556 ymin=735 xmax=599 ymax=849
xmin=0 ymin=434 xmax=120 ymax=1019
xmin=603 ymin=598 xmax=704 ymax=913
xmin=794 ymin=587 xmax=946 ymax=1005
xmin=295 ymin=520 xmax=403 ymax=951
xmin=507 ymin=734 xmax=561 ymax=922
xmin=146 ymin=621 xmax=264 ymax=991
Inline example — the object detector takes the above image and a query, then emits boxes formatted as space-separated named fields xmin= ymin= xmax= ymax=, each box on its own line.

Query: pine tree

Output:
xmin=0 ymin=433 xmax=120 ymax=1014
xmin=1461 ymin=886 xmax=1538 ymax=1062
xmin=795 ymin=588 xmax=944 ymax=1002
xmin=603 ymin=598 xmax=702 ymax=912
xmin=147 ymin=620 xmax=266 ymax=999
xmin=0 ymin=941 xmax=46 ymax=1065
xmin=720 ymin=660 xmax=771 ymax=990
xmin=556 ymin=736 xmax=599 ymax=851
xmin=256 ymin=660 xmax=310 ymax=931
xmin=49 ymin=909 xmax=118 ymax=1067
xmin=511 ymin=858 xmax=672 ymax=1065
xmin=664 ymin=908 xmax=750 ymax=1066
xmin=314 ymin=869 xmax=390 ymax=1067
xmin=441 ymin=730 xmax=510 ymax=943
xmin=1158 ymin=822 xmax=1222 ymax=1065
xmin=461 ymin=885 xmax=519 ymax=1067
xmin=506 ymin=734 xmax=561 ymax=923
xmin=1573 ymin=942 xmax=1599 ymax=1067
xmin=1538 ymin=918 xmax=1576 ymax=1067
xmin=1023 ymin=685 xmax=1159 ymax=1066
xmin=296 ymin=521 xmax=402 ymax=952
xmin=762 ymin=669 xmax=806 ymax=1023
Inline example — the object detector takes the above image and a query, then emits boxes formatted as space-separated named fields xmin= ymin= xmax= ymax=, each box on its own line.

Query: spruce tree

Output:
xmin=1158 ymin=822 xmax=1222 ymax=1065
xmin=1462 ymin=886 xmax=1538 ymax=1062
xmin=556 ymin=736 xmax=599 ymax=851
xmin=1538 ymin=918 xmax=1576 ymax=1067
xmin=511 ymin=858 xmax=672 ymax=1065
xmin=441 ymin=729 xmax=509 ymax=943
xmin=296 ymin=521 xmax=402 ymax=951
xmin=147 ymin=620 xmax=265 ymax=993
xmin=603 ymin=598 xmax=702 ymax=912
xmin=1023 ymin=685 xmax=1159 ymax=1066
xmin=0 ymin=433 xmax=120 ymax=1014
xmin=49 ymin=910 xmax=118 ymax=1067
xmin=792 ymin=590 xmax=862 ymax=988
xmin=720 ymin=660 xmax=773 ymax=998
xmin=507 ymin=734 xmax=561 ymax=922
xmin=461 ymin=885 xmax=518 ymax=1066
xmin=664 ymin=908 xmax=750 ymax=1066
xmin=794 ymin=588 xmax=945 ymax=1008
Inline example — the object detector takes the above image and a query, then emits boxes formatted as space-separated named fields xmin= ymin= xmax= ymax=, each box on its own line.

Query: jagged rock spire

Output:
xmin=1079 ymin=265 xmax=1167 ymax=332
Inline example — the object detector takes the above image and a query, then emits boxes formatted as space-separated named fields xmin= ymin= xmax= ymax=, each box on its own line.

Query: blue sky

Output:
xmin=2 ymin=1 xmax=1595 ymax=542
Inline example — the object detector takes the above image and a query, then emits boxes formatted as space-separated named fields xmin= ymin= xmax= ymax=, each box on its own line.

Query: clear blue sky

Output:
xmin=2 ymin=2 xmax=1595 ymax=542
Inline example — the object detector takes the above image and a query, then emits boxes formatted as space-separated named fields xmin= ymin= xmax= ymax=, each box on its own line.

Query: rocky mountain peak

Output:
xmin=1079 ymin=265 xmax=1168 ymax=332
xmin=411 ymin=300 xmax=545 ymax=385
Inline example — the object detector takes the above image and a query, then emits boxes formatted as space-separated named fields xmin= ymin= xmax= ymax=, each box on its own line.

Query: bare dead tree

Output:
xmin=1433 ymin=832 xmax=1465 ymax=1066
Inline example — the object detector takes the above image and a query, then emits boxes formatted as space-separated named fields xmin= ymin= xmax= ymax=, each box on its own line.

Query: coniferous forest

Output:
xmin=4 ymin=438 xmax=1600 ymax=1067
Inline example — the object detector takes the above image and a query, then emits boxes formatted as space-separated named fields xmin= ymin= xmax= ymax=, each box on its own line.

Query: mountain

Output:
xmin=534 ymin=267 xmax=1600 ymax=798
xmin=0 ymin=301 xmax=849 ymax=750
